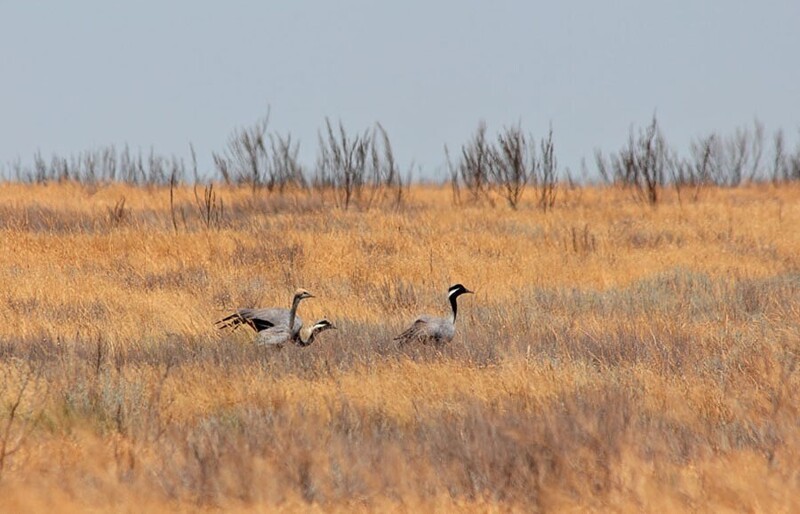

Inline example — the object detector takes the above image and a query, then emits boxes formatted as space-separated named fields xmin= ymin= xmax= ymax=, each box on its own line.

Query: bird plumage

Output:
xmin=394 ymin=284 xmax=473 ymax=346
xmin=256 ymin=319 xmax=337 ymax=348
xmin=215 ymin=288 xmax=313 ymax=336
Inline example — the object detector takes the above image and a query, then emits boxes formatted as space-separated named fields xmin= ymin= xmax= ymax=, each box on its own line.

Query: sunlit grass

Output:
xmin=0 ymin=182 xmax=798 ymax=511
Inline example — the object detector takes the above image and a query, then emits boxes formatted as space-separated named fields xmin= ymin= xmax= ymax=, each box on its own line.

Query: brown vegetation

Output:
xmin=0 ymin=182 xmax=798 ymax=511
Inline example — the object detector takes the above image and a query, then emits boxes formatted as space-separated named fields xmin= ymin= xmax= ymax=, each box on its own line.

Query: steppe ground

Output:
xmin=0 ymin=182 xmax=798 ymax=512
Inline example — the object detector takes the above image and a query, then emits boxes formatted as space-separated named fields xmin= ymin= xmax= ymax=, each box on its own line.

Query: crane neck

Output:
xmin=449 ymin=294 xmax=459 ymax=324
xmin=288 ymin=295 xmax=301 ymax=332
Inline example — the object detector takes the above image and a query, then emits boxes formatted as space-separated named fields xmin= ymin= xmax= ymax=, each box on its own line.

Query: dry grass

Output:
xmin=0 ymin=182 xmax=799 ymax=512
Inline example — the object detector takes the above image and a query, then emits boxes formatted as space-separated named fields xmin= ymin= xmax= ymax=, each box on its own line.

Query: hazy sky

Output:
xmin=2 ymin=1 xmax=799 ymax=180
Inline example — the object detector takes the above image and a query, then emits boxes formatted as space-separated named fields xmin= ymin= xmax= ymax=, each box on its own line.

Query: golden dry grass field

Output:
xmin=0 ymin=182 xmax=798 ymax=512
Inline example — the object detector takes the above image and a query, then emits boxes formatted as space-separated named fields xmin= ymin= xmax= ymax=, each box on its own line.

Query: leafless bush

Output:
xmin=6 ymin=145 xmax=185 ymax=185
xmin=594 ymin=117 xmax=789 ymax=197
xmin=785 ymin=134 xmax=800 ymax=180
xmin=212 ymin=112 xmax=315 ymax=194
xmin=685 ymin=120 xmax=767 ymax=187
xmin=314 ymin=119 xmax=405 ymax=210
xmin=5 ymin=113 xmax=800 ymax=197
xmin=367 ymin=123 xmax=407 ymax=209
xmin=771 ymin=128 xmax=800 ymax=182
xmin=687 ymin=134 xmax=717 ymax=191
xmin=450 ymin=122 xmax=559 ymax=210
xmin=194 ymin=183 xmax=224 ymax=229
xmin=33 ymin=151 xmax=47 ymax=182
xmin=213 ymin=113 xmax=270 ymax=192
xmin=491 ymin=124 xmax=534 ymax=210
xmin=447 ymin=121 xmax=495 ymax=205
xmin=269 ymin=133 xmax=306 ymax=192
xmin=315 ymin=118 xmax=370 ymax=210
xmin=726 ymin=120 xmax=764 ymax=184
xmin=595 ymin=116 xmax=670 ymax=205
xmin=536 ymin=127 xmax=558 ymax=211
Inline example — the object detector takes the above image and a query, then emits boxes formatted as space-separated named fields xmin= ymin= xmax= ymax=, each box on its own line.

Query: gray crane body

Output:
xmin=394 ymin=284 xmax=473 ymax=347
